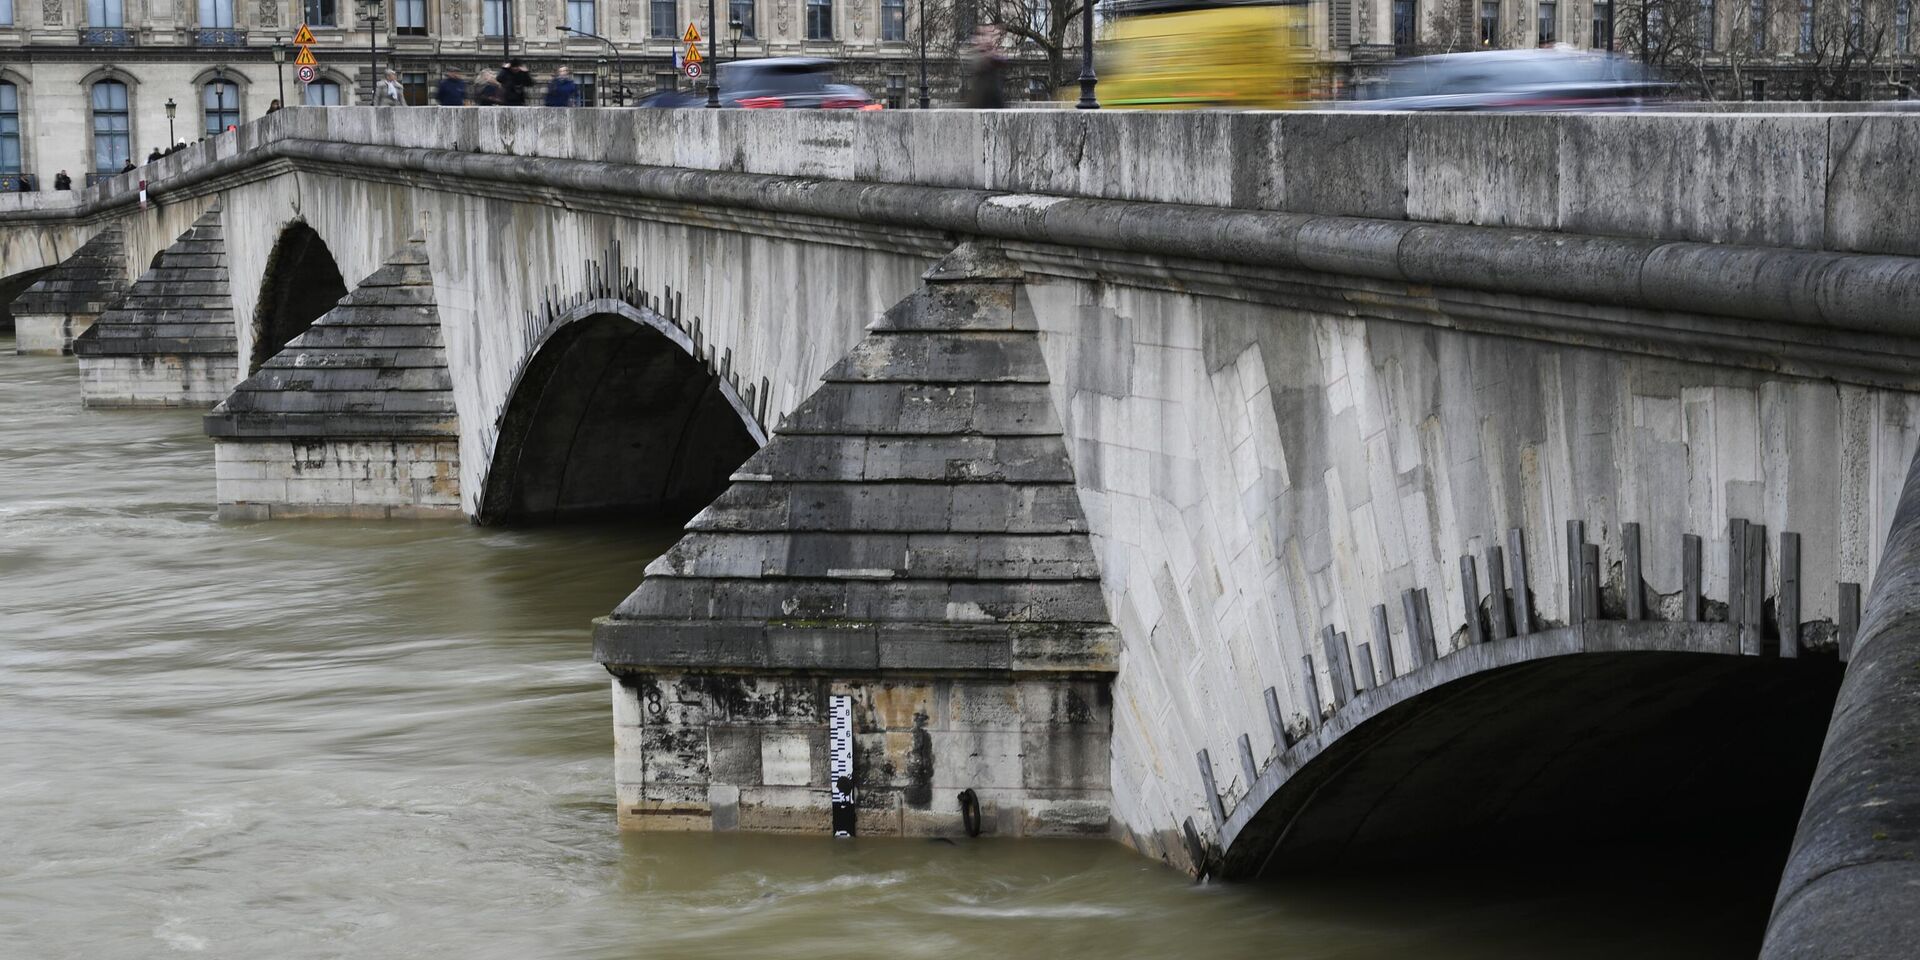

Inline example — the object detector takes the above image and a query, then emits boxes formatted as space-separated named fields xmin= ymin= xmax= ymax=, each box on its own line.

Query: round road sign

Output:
xmin=297 ymin=64 xmax=317 ymax=84
xmin=683 ymin=61 xmax=702 ymax=80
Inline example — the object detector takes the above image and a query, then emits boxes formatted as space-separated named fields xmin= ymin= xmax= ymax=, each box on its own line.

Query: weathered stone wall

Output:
xmin=612 ymin=674 xmax=1111 ymax=838
xmin=213 ymin=438 xmax=460 ymax=520
xmin=80 ymin=355 xmax=240 ymax=408
xmin=1017 ymin=277 xmax=1920 ymax=867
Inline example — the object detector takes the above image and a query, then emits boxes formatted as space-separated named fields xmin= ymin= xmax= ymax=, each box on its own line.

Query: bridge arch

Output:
xmin=249 ymin=219 xmax=346 ymax=374
xmin=1214 ymin=624 xmax=1843 ymax=880
xmin=477 ymin=298 xmax=766 ymax=526
xmin=1 ymin=266 xmax=54 ymax=332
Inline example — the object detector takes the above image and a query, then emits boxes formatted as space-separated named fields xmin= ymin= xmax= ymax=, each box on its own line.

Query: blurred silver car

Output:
xmin=1353 ymin=48 xmax=1668 ymax=111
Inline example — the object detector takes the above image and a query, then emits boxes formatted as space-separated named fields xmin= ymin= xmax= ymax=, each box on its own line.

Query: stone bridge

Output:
xmin=4 ymin=107 xmax=1918 ymax=955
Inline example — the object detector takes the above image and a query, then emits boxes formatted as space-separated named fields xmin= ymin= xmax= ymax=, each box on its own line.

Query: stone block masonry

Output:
xmin=74 ymin=207 xmax=242 ymax=408
xmin=11 ymin=226 xmax=127 ymax=356
xmin=204 ymin=234 xmax=460 ymax=520
xmin=595 ymin=244 xmax=1119 ymax=838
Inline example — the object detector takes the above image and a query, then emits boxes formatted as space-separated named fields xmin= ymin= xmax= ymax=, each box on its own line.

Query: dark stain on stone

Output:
xmin=904 ymin=710 xmax=934 ymax=808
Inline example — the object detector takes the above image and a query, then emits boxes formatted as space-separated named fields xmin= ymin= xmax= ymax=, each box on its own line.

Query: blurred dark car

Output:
xmin=1352 ymin=48 xmax=1668 ymax=111
xmin=635 ymin=57 xmax=881 ymax=109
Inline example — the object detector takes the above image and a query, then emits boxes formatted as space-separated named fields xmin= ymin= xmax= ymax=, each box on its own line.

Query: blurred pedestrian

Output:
xmin=147 ymin=147 xmax=163 ymax=163
xmin=544 ymin=66 xmax=579 ymax=107
xmin=121 ymin=158 xmax=135 ymax=173
xmin=474 ymin=68 xmax=504 ymax=106
xmin=501 ymin=59 xmax=533 ymax=105
xmin=376 ymin=70 xmax=405 ymax=106
xmin=435 ymin=68 xmax=468 ymax=106
xmin=965 ymin=25 xmax=1008 ymax=109
xmin=266 ymin=98 xmax=283 ymax=113
xmin=54 ymin=170 xmax=71 ymax=190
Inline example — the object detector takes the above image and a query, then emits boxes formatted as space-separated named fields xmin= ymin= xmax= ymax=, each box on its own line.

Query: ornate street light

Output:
xmin=360 ymin=0 xmax=384 ymax=106
xmin=214 ymin=65 xmax=227 ymax=134
xmin=1076 ymin=0 xmax=1098 ymax=108
xmin=705 ymin=0 xmax=721 ymax=107
xmin=559 ymin=24 xmax=626 ymax=106
xmin=272 ymin=38 xmax=288 ymax=107
xmin=164 ymin=97 xmax=177 ymax=144
xmin=728 ymin=17 xmax=743 ymax=59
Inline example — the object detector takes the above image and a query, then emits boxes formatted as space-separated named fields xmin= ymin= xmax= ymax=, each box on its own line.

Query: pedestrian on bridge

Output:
xmin=501 ymin=60 xmax=533 ymax=105
xmin=376 ymin=70 xmax=405 ymax=107
xmin=435 ymin=69 xmax=468 ymax=106
xmin=474 ymin=69 xmax=505 ymax=106
xmin=544 ymin=66 xmax=579 ymax=107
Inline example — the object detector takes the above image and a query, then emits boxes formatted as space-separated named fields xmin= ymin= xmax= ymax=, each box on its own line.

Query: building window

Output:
xmin=886 ymin=73 xmax=906 ymax=107
xmin=1701 ymin=0 xmax=1715 ymax=49
xmin=303 ymin=80 xmax=342 ymax=105
xmin=577 ymin=72 xmax=597 ymax=105
xmin=0 ymin=0 xmax=12 ymax=26
xmin=202 ymin=81 xmax=239 ymax=134
xmin=881 ymin=0 xmax=904 ymax=39
xmin=1536 ymin=0 xmax=1555 ymax=41
xmin=731 ymin=0 xmax=755 ymax=37
xmin=402 ymin=71 xmax=429 ymax=104
xmin=0 ymin=83 xmax=19 ymax=175
xmin=1592 ymin=0 xmax=1612 ymax=46
xmin=88 ymin=0 xmax=125 ymax=26
xmin=90 ymin=81 xmax=130 ymax=173
xmin=1800 ymin=0 xmax=1813 ymax=51
xmin=650 ymin=0 xmax=675 ymax=37
xmin=1898 ymin=0 xmax=1911 ymax=52
xmin=395 ymin=0 xmax=426 ymax=34
xmin=567 ymin=0 xmax=594 ymax=32
xmin=654 ymin=71 xmax=677 ymax=90
xmin=304 ymin=0 xmax=337 ymax=27
xmin=1481 ymin=0 xmax=1500 ymax=43
xmin=483 ymin=0 xmax=506 ymax=36
xmin=806 ymin=0 xmax=831 ymax=39
xmin=198 ymin=0 xmax=234 ymax=27
xmin=1750 ymin=0 xmax=1767 ymax=50
xmin=1393 ymin=0 xmax=1417 ymax=46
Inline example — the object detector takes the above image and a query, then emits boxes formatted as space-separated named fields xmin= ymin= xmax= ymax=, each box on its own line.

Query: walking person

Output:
xmin=376 ymin=70 xmax=405 ymax=106
xmin=965 ymin=25 xmax=1009 ymax=109
xmin=544 ymin=66 xmax=580 ymax=107
xmin=147 ymin=147 xmax=163 ymax=164
xmin=54 ymin=170 xmax=71 ymax=191
xmin=474 ymin=68 xmax=504 ymax=106
xmin=501 ymin=60 xmax=533 ymax=105
xmin=435 ymin=68 xmax=468 ymax=106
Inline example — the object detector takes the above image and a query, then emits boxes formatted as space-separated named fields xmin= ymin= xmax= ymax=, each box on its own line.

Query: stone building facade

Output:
xmin=0 ymin=0 xmax=1000 ymax=189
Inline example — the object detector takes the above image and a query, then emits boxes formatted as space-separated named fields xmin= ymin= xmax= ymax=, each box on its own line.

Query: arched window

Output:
xmin=303 ymin=80 xmax=342 ymax=106
xmin=0 ymin=83 xmax=20 ymax=176
xmin=203 ymin=81 xmax=239 ymax=135
xmin=90 ymin=81 xmax=130 ymax=173
xmin=198 ymin=0 xmax=234 ymax=27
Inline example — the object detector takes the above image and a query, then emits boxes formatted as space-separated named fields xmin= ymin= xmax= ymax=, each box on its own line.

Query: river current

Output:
xmin=1 ymin=339 xmax=1771 ymax=958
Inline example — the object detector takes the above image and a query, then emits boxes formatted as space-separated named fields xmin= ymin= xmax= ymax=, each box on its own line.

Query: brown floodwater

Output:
xmin=0 ymin=339 xmax=1775 ymax=958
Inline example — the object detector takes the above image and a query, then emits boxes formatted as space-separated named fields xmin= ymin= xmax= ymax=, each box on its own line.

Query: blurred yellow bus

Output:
xmin=1081 ymin=0 xmax=1316 ymax=109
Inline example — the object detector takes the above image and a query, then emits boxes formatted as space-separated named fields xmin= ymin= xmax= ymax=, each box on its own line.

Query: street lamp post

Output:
xmin=705 ymin=0 xmax=720 ymax=107
xmin=916 ymin=0 xmax=928 ymax=108
xmin=503 ymin=0 xmax=513 ymax=62
xmin=361 ymin=0 xmax=383 ymax=106
xmin=558 ymin=25 xmax=625 ymax=105
xmin=164 ymin=98 xmax=176 ymax=145
xmin=1075 ymin=0 xmax=1098 ymax=108
xmin=728 ymin=17 xmax=743 ymax=60
xmin=214 ymin=65 xmax=227 ymax=134
xmin=273 ymin=39 xmax=287 ymax=106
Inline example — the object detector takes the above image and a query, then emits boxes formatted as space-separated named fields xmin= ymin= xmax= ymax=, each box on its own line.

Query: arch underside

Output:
xmin=478 ymin=304 xmax=762 ymax=525
xmin=251 ymin=222 xmax=346 ymax=374
xmin=0 ymin=266 xmax=54 ymax=331
xmin=1220 ymin=627 xmax=1844 ymax=880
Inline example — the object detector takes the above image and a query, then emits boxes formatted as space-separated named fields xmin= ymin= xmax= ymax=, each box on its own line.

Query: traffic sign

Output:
xmin=295 ymin=46 xmax=318 ymax=66
xmin=682 ymin=22 xmax=701 ymax=42
xmin=683 ymin=43 xmax=703 ymax=64
xmin=293 ymin=23 xmax=315 ymax=44
xmin=297 ymin=64 xmax=317 ymax=84
xmin=684 ymin=62 xmax=702 ymax=80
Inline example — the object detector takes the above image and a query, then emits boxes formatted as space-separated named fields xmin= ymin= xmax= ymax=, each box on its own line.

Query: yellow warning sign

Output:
xmin=682 ymin=43 xmax=703 ymax=63
xmin=293 ymin=23 xmax=316 ymax=44
xmin=682 ymin=22 xmax=701 ymax=42
xmin=295 ymin=46 xmax=318 ymax=65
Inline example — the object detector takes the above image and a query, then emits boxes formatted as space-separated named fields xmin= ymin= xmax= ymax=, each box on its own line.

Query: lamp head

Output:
xmin=273 ymin=41 xmax=286 ymax=62
xmin=164 ymin=97 xmax=176 ymax=119
xmin=728 ymin=18 xmax=743 ymax=43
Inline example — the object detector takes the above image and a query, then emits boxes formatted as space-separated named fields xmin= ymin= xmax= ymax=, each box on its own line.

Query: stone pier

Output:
xmin=594 ymin=246 xmax=1117 ymax=837
xmin=73 ymin=208 xmax=238 ymax=407
xmin=11 ymin=226 xmax=127 ymax=356
xmin=202 ymin=235 xmax=459 ymax=519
